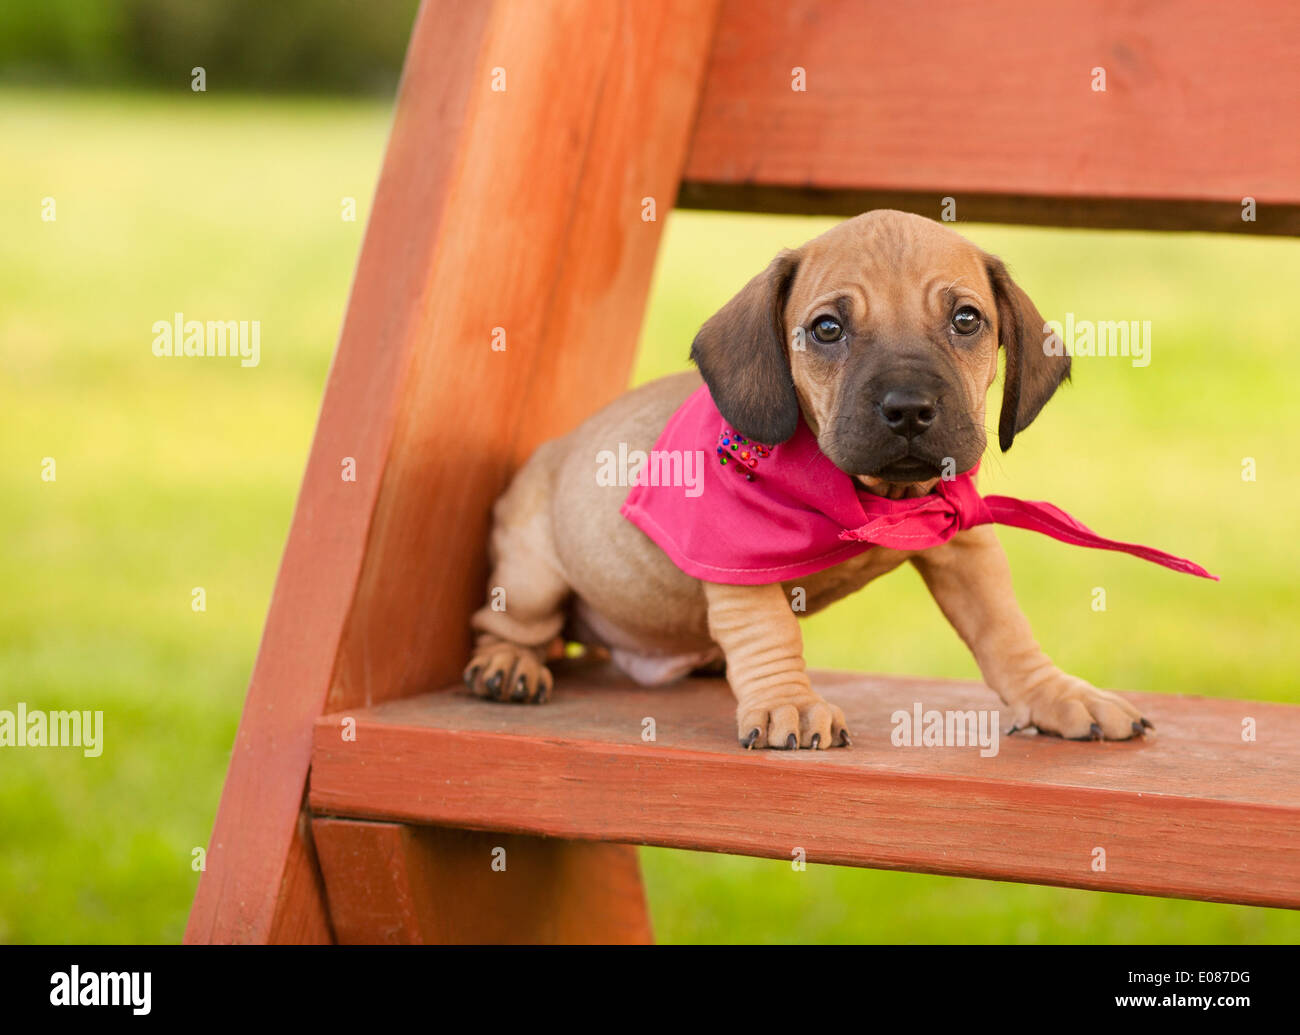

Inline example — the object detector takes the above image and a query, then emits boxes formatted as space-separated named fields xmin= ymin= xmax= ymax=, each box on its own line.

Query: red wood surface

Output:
xmin=312 ymin=818 xmax=652 ymax=944
xmin=185 ymin=0 xmax=493 ymax=945
xmin=328 ymin=0 xmax=719 ymax=717
xmin=266 ymin=806 xmax=334 ymax=944
xmin=680 ymin=0 xmax=1300 ymax=233
xmin=311 ymin=663 xmax=1300 ymax=909
xmin=187 ymin=0 xmax=720 ymax=943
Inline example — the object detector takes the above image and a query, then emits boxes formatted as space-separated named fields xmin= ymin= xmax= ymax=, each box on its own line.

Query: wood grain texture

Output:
xmin=328 ymin=0 xmax=720 ymax=713
xmin=311 ymin=663 xmax=1300 ymax=909
xmin=186 ymin=0 xmax=494 ymax=944
xmin=681 ymin=0 xmax=1300 ymax=233
xmin=188 ymin=0 xmax=720 ymax=944
xmin=265 ymin=807 xmax=334 ymax=944
xmin=312 ymin=818 xmax=652 ymax=944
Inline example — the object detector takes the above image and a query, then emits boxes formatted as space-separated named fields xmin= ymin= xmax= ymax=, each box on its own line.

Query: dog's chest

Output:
xmin=781 ymin=546 xmax=913 ymax=615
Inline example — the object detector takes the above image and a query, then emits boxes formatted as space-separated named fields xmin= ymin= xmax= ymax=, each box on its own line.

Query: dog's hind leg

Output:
xmin=464 ymin=448 xmax=570 ymax=703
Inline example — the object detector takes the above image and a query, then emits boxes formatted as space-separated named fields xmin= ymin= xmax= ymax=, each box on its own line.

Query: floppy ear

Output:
xmin=986 ymin=256 xmax=1071 ymax=451
xmin=689 ymin=250 xmax=800 ymax=445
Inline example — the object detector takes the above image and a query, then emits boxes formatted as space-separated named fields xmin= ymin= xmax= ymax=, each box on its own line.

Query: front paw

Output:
xmin=463 ymin=640 xmax=553 ymax=703
xmin=736 ymin=692 xmax=850 ymax=750
xmin=1010 ymin=672 xmax=1152 ymax=741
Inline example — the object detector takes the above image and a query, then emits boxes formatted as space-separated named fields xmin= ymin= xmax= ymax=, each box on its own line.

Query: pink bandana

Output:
xmin=620 ymin=384 xmax=1217 ymax=586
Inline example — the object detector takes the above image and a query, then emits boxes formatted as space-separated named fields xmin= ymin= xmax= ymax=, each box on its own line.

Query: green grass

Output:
xmin=2 ymin=87 xmax=1297 ymax=944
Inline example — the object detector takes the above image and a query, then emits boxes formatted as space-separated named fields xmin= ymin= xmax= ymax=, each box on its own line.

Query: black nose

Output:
xmin=880 ymin=389 xmax=938 ymax=438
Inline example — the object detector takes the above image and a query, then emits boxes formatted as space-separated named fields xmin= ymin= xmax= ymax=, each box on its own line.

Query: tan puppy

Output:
xmin=464 ymin=210 xmax=1149 ymax=748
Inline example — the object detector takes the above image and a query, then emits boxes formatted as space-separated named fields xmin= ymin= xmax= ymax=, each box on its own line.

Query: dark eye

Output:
xmin=951 ymin=306 xmax=982 ymax=335
xmin=811 ymin=316 xmax=844 ymax=343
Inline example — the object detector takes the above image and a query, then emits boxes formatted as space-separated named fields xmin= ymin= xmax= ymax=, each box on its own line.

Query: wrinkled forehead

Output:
xmin=787 ymin=214 xmax=993 ymax=322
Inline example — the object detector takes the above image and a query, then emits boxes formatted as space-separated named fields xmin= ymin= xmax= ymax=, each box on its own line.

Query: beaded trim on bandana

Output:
xmin=716 ymin=428 xmax=771 ymax=481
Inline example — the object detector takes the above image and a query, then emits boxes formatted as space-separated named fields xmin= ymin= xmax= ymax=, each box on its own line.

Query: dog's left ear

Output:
xmin=986 ymin=256 xmax=1071 ymax=451
xmin=690 ymin=249 xmax=801 ymax=445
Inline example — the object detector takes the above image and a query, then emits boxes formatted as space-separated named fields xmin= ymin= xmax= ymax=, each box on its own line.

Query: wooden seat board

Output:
xmin=311 ymin=663 xmax=1300 ymax=909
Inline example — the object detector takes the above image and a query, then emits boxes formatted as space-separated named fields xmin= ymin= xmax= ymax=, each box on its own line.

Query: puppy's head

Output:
xmin=690 ymin=210 xmax=1069 ymax=496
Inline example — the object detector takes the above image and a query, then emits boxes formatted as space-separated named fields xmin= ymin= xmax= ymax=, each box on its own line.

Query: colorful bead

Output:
xmin=717 ymin=427 xmax=769 ymax=480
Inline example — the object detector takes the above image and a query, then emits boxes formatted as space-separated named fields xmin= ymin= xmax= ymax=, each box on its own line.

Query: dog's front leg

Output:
xmin=911 ymin=526 xmax=1148 ymax=740
xmin=703 ymin=581 xmax=849 ymax=750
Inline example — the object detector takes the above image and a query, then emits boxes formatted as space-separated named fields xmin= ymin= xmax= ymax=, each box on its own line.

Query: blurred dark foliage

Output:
xmin=0 ymin=0 xmax=421 ymax=93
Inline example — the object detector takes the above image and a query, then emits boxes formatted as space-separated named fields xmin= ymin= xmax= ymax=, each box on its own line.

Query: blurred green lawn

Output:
xmin=2 ymin=87 xmax=1297 ymax=944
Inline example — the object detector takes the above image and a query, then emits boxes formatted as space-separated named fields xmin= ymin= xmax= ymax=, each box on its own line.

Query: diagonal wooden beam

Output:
xmin=187 ymin=0 xmax=720 ymax=943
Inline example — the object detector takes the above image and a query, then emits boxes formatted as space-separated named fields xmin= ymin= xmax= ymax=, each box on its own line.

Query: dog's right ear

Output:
xmin=689 ymin=249 xmax=800 ymax=445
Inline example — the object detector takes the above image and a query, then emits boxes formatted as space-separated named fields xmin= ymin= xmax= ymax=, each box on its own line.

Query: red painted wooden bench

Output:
xmin=186 ymin=0 xmax=1300 ymax=943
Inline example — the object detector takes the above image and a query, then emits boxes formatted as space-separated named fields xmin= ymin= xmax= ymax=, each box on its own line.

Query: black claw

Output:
xmin=511 ymin=676 xmax=528 ymax=701
xmin=1089 ymin=722 xmax=1104 ymax=741
xmin=1131 ymin=720 xmax=1145 ymax=737
xmin=485 ymin=671 xmax=503 ymax=698
xmin=811 ymin=733 xmax=821 ymax=750
xmin=1007 ymin=724 xmax=1022 ymax=735
xmin=1140 ymin=717 xmax=1155 ymax=730
xmin=839 ymin=729 xmax=851 ymax=747
xmin=535 ymin=683 xmax=549 ymax=704
xmin=741 ymin=727 xmax=760 ymax=749
xmin=784 ymin=733 xmax=797 ymax=750
xmin=464 ymin=665 xmax=481 ymax=690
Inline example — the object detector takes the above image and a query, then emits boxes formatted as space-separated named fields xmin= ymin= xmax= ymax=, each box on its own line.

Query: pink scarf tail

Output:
xmin=983 ymin=495 xmax=1218 ymax=580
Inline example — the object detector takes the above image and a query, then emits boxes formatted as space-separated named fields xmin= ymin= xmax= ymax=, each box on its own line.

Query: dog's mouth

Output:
xmin=873 ymin=456 xmax=941 ymax=482
xmin=824 ymin=435 xmax=948 ymax=491
xmin=848 ymin=453 xmax=944 ymax=498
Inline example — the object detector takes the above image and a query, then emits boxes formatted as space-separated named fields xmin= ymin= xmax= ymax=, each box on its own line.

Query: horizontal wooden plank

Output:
xmin=681 ymin=0 xmax=1300 ymax=233
xmin=311 ymin=663 xmax=1300 ymax=909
